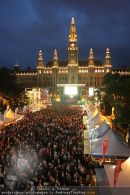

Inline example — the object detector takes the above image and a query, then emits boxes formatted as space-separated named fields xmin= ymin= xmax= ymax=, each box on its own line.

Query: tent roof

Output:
xmin=91 ymin=112 xmax=103 ymax=122
xmin=88 ymin=109 xmax=98 ymax=121
xmin=4 ymin=109 xmax=15 ymax=119
xmin=87 ymin=104 xmax=100 ymax=121
xmin=104 ymin=157 xmax=130 ymax=187
xmin=87 ymin=104 xmax=97 ymax=113
xmin=90 ymin=112 xmax=104 ymax=129
xmin=90 ymin=121 xmax=110 ymax=139
xmin=91 ymin=129 xmax=130 ymax=157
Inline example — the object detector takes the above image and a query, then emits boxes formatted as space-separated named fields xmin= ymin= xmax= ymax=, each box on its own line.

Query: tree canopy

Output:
xmin=102 ymin=73 xmax=130 ymax=126
xmin=0 ymin=67 xmax=24 ymax=110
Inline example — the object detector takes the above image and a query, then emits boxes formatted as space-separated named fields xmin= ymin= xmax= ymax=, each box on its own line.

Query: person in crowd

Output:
xmin=0 ymin=106 xmax=96 ymax=191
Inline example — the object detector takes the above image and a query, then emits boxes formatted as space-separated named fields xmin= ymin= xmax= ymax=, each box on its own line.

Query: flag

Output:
xmin=114 ymin=160 xmax=122 ymax=187
xmin=102 ymin=139 xmax=109 ymax=157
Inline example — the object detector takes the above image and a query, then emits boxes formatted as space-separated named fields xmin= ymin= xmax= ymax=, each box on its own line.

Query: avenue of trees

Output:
xmin=100 ymin=73 xmax=130 ymax=143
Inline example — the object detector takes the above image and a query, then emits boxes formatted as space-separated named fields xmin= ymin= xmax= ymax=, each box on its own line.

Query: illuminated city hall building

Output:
xmin=15 ymin=17 xmax=112 ymax=101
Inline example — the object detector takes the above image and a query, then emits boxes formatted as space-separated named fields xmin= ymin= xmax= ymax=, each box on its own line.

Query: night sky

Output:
xmin=0 ymin=0 xmax=130 ymax=69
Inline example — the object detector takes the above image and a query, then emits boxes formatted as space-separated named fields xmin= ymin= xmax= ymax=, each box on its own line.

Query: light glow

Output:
xmin=17 ymin=157 xmax=28 ymax=171
xmin=64 ymin=86 xmax=78 ymax=95
xmin=89 ymin=87 xmax=94 ymax=97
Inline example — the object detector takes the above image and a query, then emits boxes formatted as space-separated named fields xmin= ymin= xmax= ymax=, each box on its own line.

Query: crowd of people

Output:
xmin=0 ymin=106 xmax=96 ymax=192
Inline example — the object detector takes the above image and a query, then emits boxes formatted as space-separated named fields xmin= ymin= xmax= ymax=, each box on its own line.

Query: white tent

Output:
xmin=87 ymin=104 xmax=100 ymax=121
xmin=87 ymin=104 xmax=97 ymax=112
xmin=90 ymin=112 xmax=104 ymax=129
xmin=90 ymin=120 xmax=110 ymax=140
xmin=88 ymin=109 xmax=98 ymax=121
xmin=86 ymin=103 xmax=93 ymax=111
xmin=84 ymin=129 xmax=90 ymax=154
xmin=104 ymin=157 xmax=130 ymax=187
xmin=91 ymin=129 xmax=130 ymax=157
xmin=4 ymin=109 xmax=15 ymax=122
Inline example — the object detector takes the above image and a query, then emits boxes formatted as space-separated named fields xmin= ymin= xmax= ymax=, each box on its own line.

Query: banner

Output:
xmin=114 ymin=160 xmax=122 ymax=187
xmin=102 ymin=139 xmax=109 ymax=157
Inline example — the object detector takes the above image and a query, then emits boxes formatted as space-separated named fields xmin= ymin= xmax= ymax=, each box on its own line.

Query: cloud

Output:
xmin=0 ymin=0 xmax=130 ymax=68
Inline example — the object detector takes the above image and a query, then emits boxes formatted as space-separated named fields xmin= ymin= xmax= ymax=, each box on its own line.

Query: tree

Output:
xmin=100 ymin=73 xmax=130 ymax=143
xmin=0 ymin=67 xmax=24 ymax=109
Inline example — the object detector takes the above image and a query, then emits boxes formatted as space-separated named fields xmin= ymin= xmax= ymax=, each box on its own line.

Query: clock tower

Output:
xmin=68 ymin=17 xmax=78 ymax=84
xmin=68 ymin=17 xmax=78 ymax=66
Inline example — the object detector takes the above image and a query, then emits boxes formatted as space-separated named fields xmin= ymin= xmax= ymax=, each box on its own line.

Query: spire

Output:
xmin=53 ymin=49 xmax=59 ymax=68
xmin=88 ymin=48 xmax=94 ymax=66
xmin=71 ymin=17 xmax=75 ymax=24
xmin=37 ymin=49 xmax=44 ymax=69
xmin=16 ymin=59 xmax=19 ymax=65
xmin=36 ymin=50 xmax=45 ymax=74
xmin=68 ymin=17 xmax=78 ymax=65
xmin=14 ymin=60 xmax=19 ymax=67
xmin=53 ymin=49 xmax=58 ymax=61
xmin=69 ymin=17 xmax=77 ymax=41
xmin=105 ymin=48 xmax=112 ymax=68
xmin=105 ymin=48 xmax=110 ymax=59
xmin=14 ymin=60 xmax=20 ymax=71
xmin=38 ymin=50 xmax=43 ymax=62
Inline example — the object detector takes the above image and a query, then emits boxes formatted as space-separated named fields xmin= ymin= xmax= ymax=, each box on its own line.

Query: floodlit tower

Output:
xmin=68 ymin=17 xmax=78 ymax=66
xmin=104 ymin=48 xmax=112 ymax=72
xmin=14 ymin=60 xmax=20 ymax=71
xmin=36 ymin=50 xmax=44 ymax=74
xmin=88 ymin=48 xmax=94 ymax=67
xmin=52 ymin=49 xmax=59 ymax=86
xmin=52 ymin=49 xmax=59 ymax=68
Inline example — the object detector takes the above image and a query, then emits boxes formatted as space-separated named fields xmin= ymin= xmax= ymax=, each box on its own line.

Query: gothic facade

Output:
xmin=15 ymin=17 xmax=113 ymax=98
